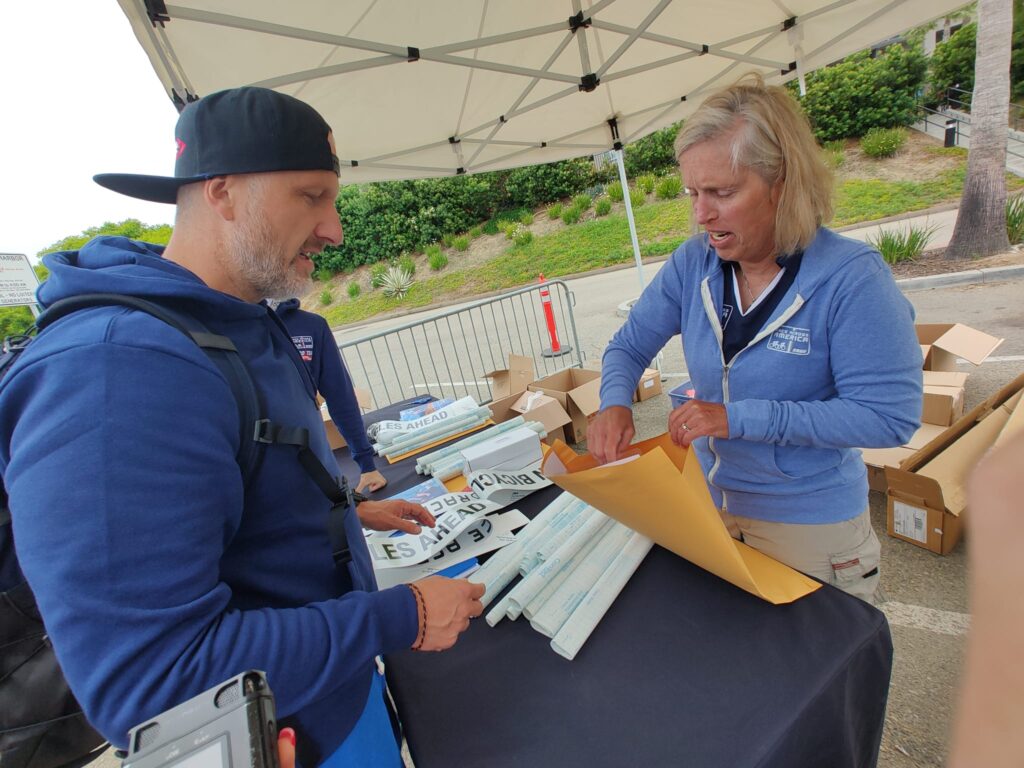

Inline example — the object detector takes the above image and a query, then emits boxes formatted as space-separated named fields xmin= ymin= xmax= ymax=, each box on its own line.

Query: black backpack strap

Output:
xmin=38 ymin=294 xmax=354 ymax=567
xmin=38 ymin=294 xmax=263 ymax=488
xmin=254 ymin=421 xmax=355 ymax=566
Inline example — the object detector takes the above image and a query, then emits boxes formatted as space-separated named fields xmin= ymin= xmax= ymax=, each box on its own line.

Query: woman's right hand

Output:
xmin=587 ymin=406 xmax=635 ymax=465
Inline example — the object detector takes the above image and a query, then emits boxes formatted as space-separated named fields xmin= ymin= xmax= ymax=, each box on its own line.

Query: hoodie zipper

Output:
xmin=699 ymin=277 xmax=805 ymax=511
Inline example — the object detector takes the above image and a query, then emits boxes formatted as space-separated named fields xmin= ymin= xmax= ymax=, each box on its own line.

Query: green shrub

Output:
xmin=369 ymin=262 xmax=388 ymax=288
xmin=655 ymin=175 xmax=682 ymax=199
xmin=860 ymin=127 xmax=907 ymax=158
xmin=320 ymin=289 xmax=334 ymax=306
xmin=798 ymin=45 xmax=926 ymax=141
xmin=561 ymin=206 xmax=582 ymax=225
xmin=1007 ymin=195 xmax=1024 ymax=244
xmin=428 ymin=249 xmax=449 ymax=271
xmin=380 ymin=266 xmax=415 ymax=298
xmin=821 ymin=139 xmax=846 ymax=169
xmin=398 ymin=254 xmax=416 ymax=275
xmin=928 ymin=22 xmax=976 ymax=108
xmin=346 ymin=282 xmax=360 ymax=299
xmin=503 ymin=158 xmax=596 ymax=209
xmin=595 ymin=198 xmax=612 ymax=216
xmin=453 ymin=235 xmax=470 ymax=251
xmin=469 ymin=225 xmax=483 ymax=238
xmin=636 ymin=174 xmax=657 ymax=195
xmin=482 ymin=219 xmax=500 ymax=235
xmin=629 ymin=191 xmax=646 ymax=208
xmin=572 ymin=193 xmax=592 ymax=210
xmin=441 ymin=233 xmax=455 ymax=248
xmin=506 ymin=224 xmax=533 ymax=246
xmin=519 ymin=211 xmax=535 ymax=226
xmin=547 ymin=202 xmax=563 ymax=219
xmin=868 ymin=223 xmax=938 ymax=265
xmin=606 ymin=181 xmax=624 ymax=202
xmin=0 ymin=306 xmax=34 ymax=339
xmin=622 ymin=123 xmax=680 ymax=177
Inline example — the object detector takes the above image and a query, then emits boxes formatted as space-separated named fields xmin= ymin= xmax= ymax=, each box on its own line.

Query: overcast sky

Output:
xmin=1 ymin=2 xmax=180 ymax=260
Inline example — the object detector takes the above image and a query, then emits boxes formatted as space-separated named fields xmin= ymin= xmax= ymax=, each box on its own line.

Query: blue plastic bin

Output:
xmin=668 ymin=379 xmax=696 ymax=409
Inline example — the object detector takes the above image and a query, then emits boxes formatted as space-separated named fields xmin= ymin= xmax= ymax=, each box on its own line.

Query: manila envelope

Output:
xmin=541 ymin=433 xmax=821 ymax=604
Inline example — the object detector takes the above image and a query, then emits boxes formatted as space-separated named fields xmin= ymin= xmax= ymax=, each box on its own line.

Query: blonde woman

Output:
xmin=589 ymin=75 xmax=922 ymax=601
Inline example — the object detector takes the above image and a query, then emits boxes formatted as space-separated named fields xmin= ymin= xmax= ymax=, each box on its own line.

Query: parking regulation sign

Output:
xmin=0 ymin=253 xmax=40 ymax=308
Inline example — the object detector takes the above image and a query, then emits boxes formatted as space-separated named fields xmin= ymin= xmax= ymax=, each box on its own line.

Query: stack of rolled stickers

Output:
xmin=468 ymin=491 xmax=653 ymax=661
xmin=369 ymin=397 xmax=493 ymax=460
xmin=415 ymin=417 xmax=549 ymax=481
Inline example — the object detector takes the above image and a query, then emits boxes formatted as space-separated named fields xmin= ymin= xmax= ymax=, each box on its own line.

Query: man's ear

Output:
xmin=202 ymin=176 xmax=238 ymax=222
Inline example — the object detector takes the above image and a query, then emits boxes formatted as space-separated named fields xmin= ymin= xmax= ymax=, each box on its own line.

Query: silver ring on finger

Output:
xmin=682 ymin=423 xmax=692 ymax=432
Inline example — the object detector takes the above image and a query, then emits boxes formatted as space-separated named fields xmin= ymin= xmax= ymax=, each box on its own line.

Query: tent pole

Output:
xmin=614 ymin=149 xmax=645 ymax=292
xmin=613 ymin=148 xmax=663 ymax=376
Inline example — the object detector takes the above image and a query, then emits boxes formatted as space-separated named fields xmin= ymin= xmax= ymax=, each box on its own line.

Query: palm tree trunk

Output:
xmin=944 ymin=0 xmax=1013 ymax=260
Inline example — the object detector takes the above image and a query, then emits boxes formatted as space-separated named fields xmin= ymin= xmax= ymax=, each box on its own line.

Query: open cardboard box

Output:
xmin=489 ymin=390 xmax=572 ymax=446
xmin=916 ymin=323 xmax=1002 ymax=372
xmin=883 ymin=372 xmax=1024 ymax=554
xmin=321 ymin=387 xmax=372 ymax=451
xmin=484 ymin=354 xmax=535 ymax=399
xmin=528 ymin=368 xmax=602 ymax=444
xmin=483 ymin=356 xmax=572 ymax=445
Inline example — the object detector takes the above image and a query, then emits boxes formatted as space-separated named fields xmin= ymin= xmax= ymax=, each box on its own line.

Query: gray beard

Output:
xmin=227 ymin=212 xmax=311 ymax=301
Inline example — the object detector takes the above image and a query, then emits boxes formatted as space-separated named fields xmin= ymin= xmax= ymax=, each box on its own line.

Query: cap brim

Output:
xmin=93 ymin=173 xmax=206 ymax=204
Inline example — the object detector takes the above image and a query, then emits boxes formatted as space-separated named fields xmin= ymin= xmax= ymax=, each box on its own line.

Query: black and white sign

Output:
xmin=0 ymin=253 xmax=39 ymax=308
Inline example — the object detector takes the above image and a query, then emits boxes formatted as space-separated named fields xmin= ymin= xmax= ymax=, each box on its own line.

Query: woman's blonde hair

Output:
xmin=674 ymin=73 xmax=833 ymax=256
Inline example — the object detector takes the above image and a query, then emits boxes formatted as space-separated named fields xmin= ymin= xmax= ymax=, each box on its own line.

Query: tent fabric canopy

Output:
xmin=120 ymin=0 xmax=964 ymax=182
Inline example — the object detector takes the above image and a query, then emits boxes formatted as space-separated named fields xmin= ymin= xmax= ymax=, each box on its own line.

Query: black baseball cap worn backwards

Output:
xmin=94 ymin=87 xmax=340 ymax=204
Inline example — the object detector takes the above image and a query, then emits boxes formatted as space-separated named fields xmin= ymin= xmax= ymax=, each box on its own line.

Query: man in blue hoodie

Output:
xmin=0 ymin=87 xmax=483 ymax=767
xmin=272 ymin=298 xmax=387 ymax=493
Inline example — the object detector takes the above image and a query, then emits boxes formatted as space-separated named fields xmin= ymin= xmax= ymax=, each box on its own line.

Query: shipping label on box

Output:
xmin=891 ymin=499 xmax=929 ymax=544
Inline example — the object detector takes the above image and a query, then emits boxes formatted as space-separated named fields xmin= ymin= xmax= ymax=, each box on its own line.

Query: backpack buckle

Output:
xmin=252 ymin=419 xmax=276 ymax=444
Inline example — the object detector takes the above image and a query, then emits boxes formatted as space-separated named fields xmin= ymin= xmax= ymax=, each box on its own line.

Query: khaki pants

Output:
xmin=719 ymin=507 xmax=881 ymax=602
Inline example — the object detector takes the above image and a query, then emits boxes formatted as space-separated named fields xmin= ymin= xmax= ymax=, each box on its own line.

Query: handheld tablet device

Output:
xmin=122 ymin=671 xmax=278 ymax=768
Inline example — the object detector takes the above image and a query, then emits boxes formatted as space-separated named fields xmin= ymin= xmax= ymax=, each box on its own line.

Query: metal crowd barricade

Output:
xmin=337 ymin=279 xmax=584 ymax=410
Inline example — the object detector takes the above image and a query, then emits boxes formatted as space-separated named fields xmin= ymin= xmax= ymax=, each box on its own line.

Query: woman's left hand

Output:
xmin=357 ymin=499 xmax=436 ymax=534
xmin=668 ymin=399 xmax=729 ymax=447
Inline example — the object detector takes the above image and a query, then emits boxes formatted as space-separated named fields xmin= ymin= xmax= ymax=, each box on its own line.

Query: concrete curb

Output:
xmin=894 ymin=264 xmax=1024 ymax=292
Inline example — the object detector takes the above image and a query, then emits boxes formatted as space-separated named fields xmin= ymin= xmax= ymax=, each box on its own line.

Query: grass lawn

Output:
xmin=315 ymin=146 xmax=1024 ymax=327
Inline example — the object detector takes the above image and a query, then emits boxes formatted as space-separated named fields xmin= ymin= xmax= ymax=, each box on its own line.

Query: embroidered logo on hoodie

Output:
xmin=291 ymin=335 xmax=314 ymax=362
xmin=766 ymin=325 xmax=811 ymax=355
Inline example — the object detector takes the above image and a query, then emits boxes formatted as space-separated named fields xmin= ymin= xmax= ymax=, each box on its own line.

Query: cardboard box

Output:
xmin=884 ymin=373 xmax=1024 ymax=554
xmin=321 ymin=388 xmax=372 ymax=451
xmin=922 ymin=385 xmax=965 ymax=427
xmin=484 ymin=354 xmax=535 ymax=399
xmin=634 ymin=368 xmax=663 ymax=402
xmin=528 ymin=368 xmax=602 ymax=444
xmin=460 ymin=426 xmax=543 ymax=473
xmin=916 ymin=323 xmax=1003 ymax=371
xmin=489 ymin=391 xmax=572 ymax=447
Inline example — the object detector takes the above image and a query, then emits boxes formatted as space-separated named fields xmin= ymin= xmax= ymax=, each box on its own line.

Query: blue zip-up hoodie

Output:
xmin=0 ymin=237 xmax=416 ymax=762
xmin=274 ymin=299 xmax=378 ymax=474
xmin=601 ymin=228 xmax=922 ymax=524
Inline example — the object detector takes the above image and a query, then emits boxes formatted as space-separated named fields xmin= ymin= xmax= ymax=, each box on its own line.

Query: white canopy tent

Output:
xmin=120 ymin=0 xmax=965 ymax=181
xmin=116 ymin=0 xmax=966 ymax=304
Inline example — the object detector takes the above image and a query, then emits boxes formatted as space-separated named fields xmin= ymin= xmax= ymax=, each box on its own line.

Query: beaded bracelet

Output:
xmin=408 ymin=583 xmax=427 ymax=651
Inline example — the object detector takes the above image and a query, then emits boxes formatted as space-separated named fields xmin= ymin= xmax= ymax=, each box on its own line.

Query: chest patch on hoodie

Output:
xmin=291 ymin=334 xmax=314 ymax=362
xmin=766 ymin=325 xmax=811 ymax=356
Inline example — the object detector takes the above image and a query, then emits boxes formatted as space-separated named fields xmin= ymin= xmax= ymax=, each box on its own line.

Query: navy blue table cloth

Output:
xmin=336 ymin=397 xmax=892 ymax=768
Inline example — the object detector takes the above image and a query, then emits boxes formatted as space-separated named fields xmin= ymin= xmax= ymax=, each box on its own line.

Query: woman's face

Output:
xmin=679 ymin=131 xmax=782 ymax=266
